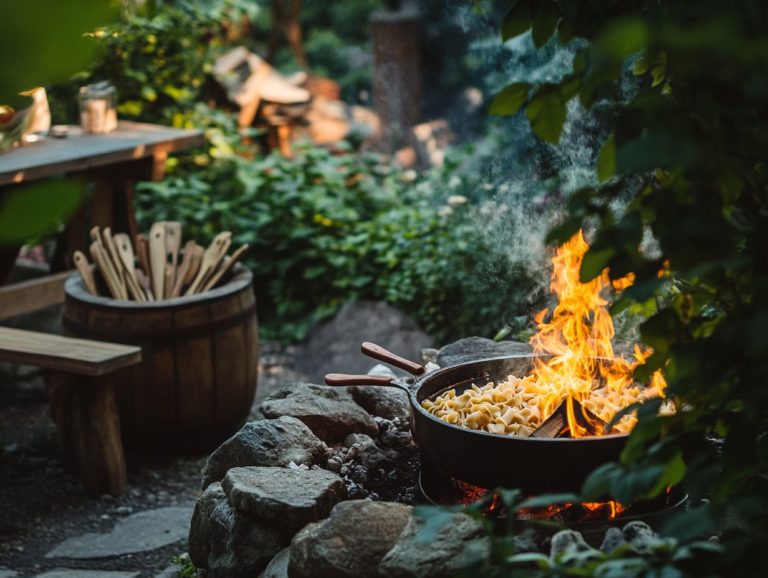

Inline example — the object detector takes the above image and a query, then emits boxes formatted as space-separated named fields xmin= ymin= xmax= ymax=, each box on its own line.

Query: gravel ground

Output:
xmin=0 ymin=342 xmax=308 ymax=578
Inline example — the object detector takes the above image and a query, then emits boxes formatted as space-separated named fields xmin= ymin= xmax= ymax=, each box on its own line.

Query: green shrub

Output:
xmin=136 ymin=144 xmax=549 ymax=343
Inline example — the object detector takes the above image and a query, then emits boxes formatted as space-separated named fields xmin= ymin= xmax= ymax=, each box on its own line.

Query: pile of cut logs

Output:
xmin=73 ymin=222 xmax=248 ymax=301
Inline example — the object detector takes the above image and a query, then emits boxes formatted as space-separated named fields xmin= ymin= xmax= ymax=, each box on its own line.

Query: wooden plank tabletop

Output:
xmin=0 ymin=326 xmax=141 ymax=376
xmin=0 ymin=121 xmax=205 ymax=186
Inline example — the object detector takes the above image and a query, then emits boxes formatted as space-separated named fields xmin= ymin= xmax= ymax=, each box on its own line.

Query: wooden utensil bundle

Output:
xmin=73 ymin=222 xmax=249 ymax=301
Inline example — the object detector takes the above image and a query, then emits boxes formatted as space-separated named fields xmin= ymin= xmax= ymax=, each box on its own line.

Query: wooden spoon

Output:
xmin=149 ymin=222 xmax=167 ymax=301
xmin=202 ymin=244 xmax=249 ymax=292
xmin=185 ymin=232 xmax=232 ymax=295
xmin=73 ymin=250 xmax=98 ymax=295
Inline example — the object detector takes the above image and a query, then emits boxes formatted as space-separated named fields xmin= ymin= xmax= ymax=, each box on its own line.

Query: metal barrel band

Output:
xmin=62 ymin=301 xmax=257 ymax=343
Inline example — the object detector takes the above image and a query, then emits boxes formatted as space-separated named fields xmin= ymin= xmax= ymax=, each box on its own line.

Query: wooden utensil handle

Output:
xmin=361 ymin=342 xmax=425 ymax=376
xmin=324 ymin=373 xmax=395 ymax=387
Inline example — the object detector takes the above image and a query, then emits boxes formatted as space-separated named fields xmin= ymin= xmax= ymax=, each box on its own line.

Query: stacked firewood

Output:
xmin=73 ymin=222 xmax=248 ymax=301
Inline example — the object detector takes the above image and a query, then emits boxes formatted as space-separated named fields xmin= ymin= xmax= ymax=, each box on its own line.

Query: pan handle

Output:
xmin=324 ymin=373 xmax=410 ymax=393
xmin=361 ymin=341 xmax=425 ymax=376
xmin=325 ymin=373 xmax=394 ymax=386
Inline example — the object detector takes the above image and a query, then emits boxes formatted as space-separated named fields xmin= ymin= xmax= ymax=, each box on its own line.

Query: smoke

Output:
xmin=423 ymin=2 xmax=608 ymax=333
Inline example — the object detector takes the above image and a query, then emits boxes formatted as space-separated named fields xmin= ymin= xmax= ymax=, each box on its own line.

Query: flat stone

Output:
xmin=35 ymin=568 xmax=139 ymax=578
xmin=294 ymin=301 xmax=434 ymax=382
xmin=258 ymin=547 xmax=290 ymax=578
xmin=260 ymin=383 xmax=378 ymax=442
xmin=436 ymin=337 xmax=533 ymax=368
xmin=46 ymin=507 xmax=192 ymax=559
xmin=379 ymin=511 xmax=490 ymax=577
xmin=222 ymin=466 xmax=347 ymax=533
xmin=189 ymin=482 xmax=289 ymax=578
xmin=202 ymin=416 xmax=327 ymax=489
xmin=289 ymin=500 xmax=412 ymax=578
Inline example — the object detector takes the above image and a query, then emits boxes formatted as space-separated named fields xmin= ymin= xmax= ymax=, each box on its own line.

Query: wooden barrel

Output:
xmin=62 ymin=265 xmax=258 ymax=455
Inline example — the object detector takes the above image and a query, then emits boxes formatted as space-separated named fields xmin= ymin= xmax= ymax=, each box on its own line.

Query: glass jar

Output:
xmin=79 ymin=82 xmax=117 ymax=134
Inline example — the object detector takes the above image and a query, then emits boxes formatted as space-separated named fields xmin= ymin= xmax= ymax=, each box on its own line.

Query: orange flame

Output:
xmin=528 ymin=230 xmax=666 ymax=436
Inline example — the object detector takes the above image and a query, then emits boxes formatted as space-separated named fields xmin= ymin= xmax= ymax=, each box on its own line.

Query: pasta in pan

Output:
xmin=421 ymin=375 xmax=545 ymax=437
xmin=420 ymin=374 xmax=655 ymax=437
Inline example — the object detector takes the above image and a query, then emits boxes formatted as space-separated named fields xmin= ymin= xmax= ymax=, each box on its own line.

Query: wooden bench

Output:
xmin=0 ymin=273 xmax=141 ymax=496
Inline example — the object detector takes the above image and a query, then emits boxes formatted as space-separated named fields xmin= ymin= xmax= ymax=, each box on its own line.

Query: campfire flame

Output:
xmin=529 ymin=230 xmax=666 ymax=436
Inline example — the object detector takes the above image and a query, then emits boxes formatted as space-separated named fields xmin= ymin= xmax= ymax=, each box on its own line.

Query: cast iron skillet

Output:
xmin=326 ymin=342 xmax=628 ymax=494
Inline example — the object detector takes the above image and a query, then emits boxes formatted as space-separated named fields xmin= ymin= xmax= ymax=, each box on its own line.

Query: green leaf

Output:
xmin=580 ymin=247 xmax=614 ymax=282
xmin=0 ymin=0 xmax=118 ymax=97
xmin=646 ymin=453 xmax=685 ymax=498
xmin=526 ymin=89 xmax=567 ymax=144
xmin=489 ymin=83 xmax=529 ymax=116
xmin=597 ymin=133 xmax=616 ymax=182
xmin=582 ymin=462 xmax=623 ymax=500
xmin=532 ymin=3 xmax=559 ymax=48
xmin=517 ymin=493 xmax=582 ymax=509
xmin=546 ymin=218 xmax=582 ymax=245
xmin=0 ymin=180 xmax=85 ymax=245
xmin=500 ymin=0 xmax=532 ymax=41
xmin=662 ymin=503 xmax=714 ymax=542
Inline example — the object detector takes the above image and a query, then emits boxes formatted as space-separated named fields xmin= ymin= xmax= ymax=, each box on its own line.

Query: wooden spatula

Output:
xmin=101 ymin=227 xmax=134 ymax=301
xmin=90 ymin=227 xmax=127 ymax=300
xmin=73 ymin=250 xmax=98 ymax=295
xmin=90 ymin=241 xmax=125 ymax=300
xmin=113 ymin=233 xmax=146 ymax=302
xmin=135 ymin=269 xmax=154 ymax=301
xmin=164 ymin=221 xmax=182 ymax=293
xmin=169 ymin=240 xmax=198 ymax=298
xmin=185 ymin=232 xmax=232 ymax=295
xmin=135 ymin=234 xmax=151 ymax=278
xmin=183 ymin=243 xmax=204 ymax=286
xmin=149 ymin=222 xmax=167 ymax=301
xmin=202 ymin=244 xmax=249 ymax=292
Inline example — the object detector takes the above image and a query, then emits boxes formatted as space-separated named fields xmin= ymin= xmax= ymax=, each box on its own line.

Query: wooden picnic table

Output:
xmin=0 ymin=121 xmax=205 ymax=283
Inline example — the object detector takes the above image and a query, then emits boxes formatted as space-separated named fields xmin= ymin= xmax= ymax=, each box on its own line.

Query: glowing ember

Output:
xmin=528 ymin=230 xmax=666 ymax=435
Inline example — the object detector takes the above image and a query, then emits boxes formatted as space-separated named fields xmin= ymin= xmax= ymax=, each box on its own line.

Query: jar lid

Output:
xmin=79 ymin=81 xmax=115 ymax=98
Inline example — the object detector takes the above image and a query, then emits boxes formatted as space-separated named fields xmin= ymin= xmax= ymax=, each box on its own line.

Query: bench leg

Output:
xmin=47 ymin=371 xmax=127 ymax=496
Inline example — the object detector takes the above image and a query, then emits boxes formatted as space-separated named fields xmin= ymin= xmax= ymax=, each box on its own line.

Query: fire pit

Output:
xmin=325 ymin=231 xmax=668 ymax=493
xmin=188 ymin=231 xmax=681 ymax=576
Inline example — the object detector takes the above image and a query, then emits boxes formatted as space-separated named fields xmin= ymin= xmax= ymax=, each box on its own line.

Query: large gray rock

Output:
xmin=436 ymin=337 xmax=533 ymax=368
xmin=260 ymin=383 xmax=378 ymax=442
xmin=46 ymin=507 xmax=192 ymax=559
xmin=289 ymin=500 xmax=412 ymax=578
xmin=348 ymin=365 xmax=410 ymax=423
xmin=259 ymin=547 xmax=290 ymax=578
xmin=379 ymin=512 xmax=490 ymax=577
xmin=549 ymin=529 xmax=600 ymax=560
xmin=201 ymin=416 xmax=327 ymax=489
xmin=294 ymin=301 xmax=434 ymax=382
xmin=189 ymin=483 xmax=289 ymax=578
xmin=222 ymin=466 xmax=347 ymax=533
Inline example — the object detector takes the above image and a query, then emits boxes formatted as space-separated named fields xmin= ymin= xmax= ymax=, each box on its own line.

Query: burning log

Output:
xmin=530 ymin=396 xmax=614 ymax=438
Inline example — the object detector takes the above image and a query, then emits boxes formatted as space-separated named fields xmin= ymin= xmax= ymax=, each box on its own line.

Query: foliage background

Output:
xmin=427 ymin=1 xmax=768 ymax=576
